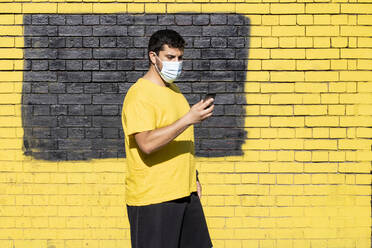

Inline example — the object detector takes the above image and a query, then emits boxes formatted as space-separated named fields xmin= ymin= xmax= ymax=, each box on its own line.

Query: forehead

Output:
xmin=159 ymin=44 xmax=184 ymax=56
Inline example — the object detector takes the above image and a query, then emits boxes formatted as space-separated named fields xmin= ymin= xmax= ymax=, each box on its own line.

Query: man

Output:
xmin=121 ymin=29 xmax=214 ymax=248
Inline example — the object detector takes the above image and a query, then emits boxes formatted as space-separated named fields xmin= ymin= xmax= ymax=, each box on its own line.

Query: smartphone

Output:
xmin=203 ymin=93 xmax=216 ymax=109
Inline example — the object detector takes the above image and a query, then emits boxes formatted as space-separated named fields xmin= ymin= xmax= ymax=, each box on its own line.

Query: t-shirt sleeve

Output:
xmin=123 ymin=98 xmax=156 ymax=136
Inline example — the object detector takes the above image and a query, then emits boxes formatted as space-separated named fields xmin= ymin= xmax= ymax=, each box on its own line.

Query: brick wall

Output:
xmin=22 ymin=13 xmax=248 ymax=160
xmin=0 ymin=1 xmax=371 ymax=248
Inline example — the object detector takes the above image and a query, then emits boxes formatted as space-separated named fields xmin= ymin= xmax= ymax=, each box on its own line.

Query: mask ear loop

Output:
xmin=153 ymin=52 xmax=162 ymax=75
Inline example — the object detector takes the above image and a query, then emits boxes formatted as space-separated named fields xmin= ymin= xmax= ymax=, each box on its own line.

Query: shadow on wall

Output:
xmin=22 ymin=13 xmax=250 ymax=161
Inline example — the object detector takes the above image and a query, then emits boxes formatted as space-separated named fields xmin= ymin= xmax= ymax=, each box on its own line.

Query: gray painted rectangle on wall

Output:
xmin=22 ymin=13 xmax=250 ymax=161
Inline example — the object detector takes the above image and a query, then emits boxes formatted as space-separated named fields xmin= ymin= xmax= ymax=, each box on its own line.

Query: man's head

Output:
xmin=148 ymin=29 xmax=185 ymax=65
xmin=147 ymin=30 xmax=185 ymax=83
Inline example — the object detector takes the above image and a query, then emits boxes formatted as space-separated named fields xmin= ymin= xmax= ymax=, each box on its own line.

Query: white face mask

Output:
xmin=154 ymin=54 xmax=182 ymax=83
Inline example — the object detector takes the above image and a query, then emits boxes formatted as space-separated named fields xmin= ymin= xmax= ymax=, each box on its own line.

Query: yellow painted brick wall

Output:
xmin=0 ymin=1 xmax=371 ymax=248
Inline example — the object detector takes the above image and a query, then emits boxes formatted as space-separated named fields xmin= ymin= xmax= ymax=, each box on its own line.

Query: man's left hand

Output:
xmin=197 ymin=180 xmax=202 ymax=199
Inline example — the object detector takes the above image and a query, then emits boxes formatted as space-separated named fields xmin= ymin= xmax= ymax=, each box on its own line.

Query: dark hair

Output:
xmin=148 ymin=29 xmax=185 ymax=64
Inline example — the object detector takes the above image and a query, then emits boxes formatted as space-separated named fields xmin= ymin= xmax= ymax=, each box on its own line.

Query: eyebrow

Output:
xmin=166 ymin=54 xmax=183 ymax=59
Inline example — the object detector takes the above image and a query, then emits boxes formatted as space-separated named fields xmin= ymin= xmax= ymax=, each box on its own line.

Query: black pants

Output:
xmin=126 ymin=192 xmax=213 ymax=248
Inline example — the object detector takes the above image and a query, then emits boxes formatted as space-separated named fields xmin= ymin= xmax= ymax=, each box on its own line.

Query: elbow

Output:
xmin=136 ymin=140 xmax=154 ymax=155
xmin=134 ymin=131 xmax=156 ymax=155
xmin=139 ymin=144 xmax=153 ymax=155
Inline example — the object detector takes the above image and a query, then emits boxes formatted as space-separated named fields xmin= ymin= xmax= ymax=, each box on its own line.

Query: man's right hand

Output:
xmin=185 ymin=98 xmax=214 ymax=125
xmin=134 ymin=97 xmax=214 ymax=155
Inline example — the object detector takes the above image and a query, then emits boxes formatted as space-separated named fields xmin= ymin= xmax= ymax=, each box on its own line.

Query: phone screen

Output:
xmin=203 ymin=93 xmax=216 ymax=109
xmin=204 ymin=93 xmax=216 ymax=101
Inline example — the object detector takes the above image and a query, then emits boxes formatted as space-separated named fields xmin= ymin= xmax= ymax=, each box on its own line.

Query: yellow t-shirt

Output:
xmin=121 ymin=77 xmax=197 ymax=206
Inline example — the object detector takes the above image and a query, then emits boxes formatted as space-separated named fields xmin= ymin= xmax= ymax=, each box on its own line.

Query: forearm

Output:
xmin=135 ymin=98 xmax=214 ymax=155
xmin=135 ymin=114 xmax=191 ymax=155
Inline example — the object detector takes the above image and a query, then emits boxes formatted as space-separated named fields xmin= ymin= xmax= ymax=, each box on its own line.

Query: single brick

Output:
xmin=203 ymin=26 xmax=238 ymax=37
xmin=57 ymin=94 xmax=91 ymax=105
xmin=305 ymin=71 xmax=338 ymax=82
xmin=100 ymin=15 xmax=116 ymax=25
xmin=271 ymin=71 xmax=305 ymax=82
xmin=33 ymin=105 xmax=50 ymax=116
xmin=191 ymin=15 xmax=209 ymax=26
xmin=228 ymin=37 xmax=245 ymax=48
xmin=85 ymin=105 xmax=101 ymax=116
xmin=58 ymin=71 xmax=91 ymax=82
xmin=59 ymin=116 xmax=91 ymax=128
xmin=210 ymin=14 xmax=227 ymax=25
xmin=306 ymin=4 xmax=340 ymax=14
xmin=279 ymin=15 xmax=296 ymax=25
xmin=262 ymin=60 xmax=295 ymax=70
xmin=127 ymin=49 xmax=144 ymax=59
xmin=202 ymin=71 xmax=235 ymax=81
xmin=66 ymin=83 xmax=85 ymax=94
xmin=32 ymin=83 xmax=49 ymax=93
xmin=306 ymin=49 xmax=339 ymax=59
xmin=306 ymin=26 xmax=339 ymax=36
xmin=133 ymin=37 xmax=148 ymax=48
xmin=92 ymin=71 xmax=126 ymax=82
xmin=175 ymin=15 xmax=192 ymax=25
xmin=144 ymin=4 xmax=165 ymax=14
xmin=25 ymin=48 xmax=57 ymax=59
xmin=50 ymin=105 xmax=67 ymax=116
xmin=68 ymin=128 xmax=84 ymax=138
xmin=228 ymin=15 xmax=245 ymax=25
xmin=32 ymin=14 xmax=48 ymax=25
xmin=92 ymin=94 xmax=123 ymax=105
xmin=271 ymin=49 xmax=305 ymax=59
xmin=297 ymin=60 xmax=330 ymax=70
xmin=93 ymin=48 xmax=126 ymax=59
xmin=117 ymin=37 xmax=133 ymax=47
xmin=100 ymin=37 xmax=116 ymax=48
xmin=128 ymin=25 xmax=144 ymax=37
xmin=239 ymin=4 xmax=270 ymax=14
xmin=102 ymin=105 xmax=118 ymax=115
xmin=341 ymin=3 xmax=372 ymax=14
xmin=341 ymin=48 xmax=372 ymax=59
xmin=133 ymin=15 xmax=157 ymax=25
xmin=167 ymin=26 xmax=202 ymax=37
xmin=59 ymin=26 xmax=92 ymax=36
xmin=100 ymin=60 xmax=116 ymax=70
xmin=68 ymin=105 xmax=85 ymax=116
xmin=102 ymin=128 xmax=119 ymax=139
xmin=24 ymin=26 xmax=57 ymax=36
xmin=66 ymin=37 xmax=83 ymax=48
xmin=158 ymin=15 xmax=174 ymax=25
xmin=48 ymin=37 xmax=65 ymax=49
xmin=92 ymin=26 xmax=127 ymax=36
xmin=66 ymin=15 xmax=83 ymax=25
xmin=83 ymin=15 xmax=99 ymax=25
xmin=117 ymin=15 xmax=134 ymax=25
xmin=272 ymin=26 xmax=305 ymax=36
xmin=24 ymin=71 xmax=57 ymax=82
xmin=92 ymin=116 xmax=121 ymax=128
xmin=31 ymin=60 xmax=49 ymax=70
xmin=271 ymin=4 xmax=305 ymax=14
xmin=58 ymin=139 xmax=92 ymax=149
xmin=201 ymin=4 xmax=235 ymax=13
xmin=201 ymin=49 xmax=235 ymax=59
xmin=29 ymin=116 xmax=57 ymax=127
xmin=49 ymin=15 xmax=66 ymax=25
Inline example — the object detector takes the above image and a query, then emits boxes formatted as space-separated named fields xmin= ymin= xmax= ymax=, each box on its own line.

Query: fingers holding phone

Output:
xmin=202 ymin=93 xmax=215 ymax=118
xmin=203 ymin=93 xmax=216 ymax=110
xmin=186 ymin=93 xmax=216 ymax=125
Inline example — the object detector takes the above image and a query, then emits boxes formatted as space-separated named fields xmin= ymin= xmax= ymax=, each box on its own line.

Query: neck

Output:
xmin=142 ymin=65 xmax=168 ymax=87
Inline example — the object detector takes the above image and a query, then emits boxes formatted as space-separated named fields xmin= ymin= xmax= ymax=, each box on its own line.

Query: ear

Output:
xmin=149 ymin=51 xmax=157 ymax=65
